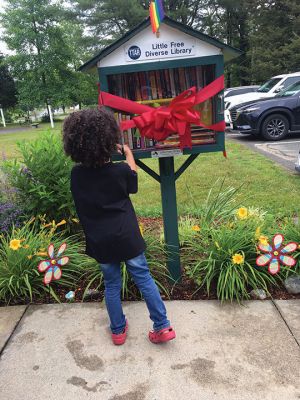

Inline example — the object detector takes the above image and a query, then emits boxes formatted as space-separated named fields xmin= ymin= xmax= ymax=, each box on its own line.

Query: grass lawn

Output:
xmin=0 ymin=123 xmax=62 ymax=159
xmin=132 ymin=140 xmax=300 ymax=217
xmin=1 ymin=127 xmax=300 ymax=217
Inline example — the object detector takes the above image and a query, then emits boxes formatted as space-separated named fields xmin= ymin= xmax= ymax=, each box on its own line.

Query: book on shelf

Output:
xmin=108 ymin=64 xmax=218 ymax=151
xmin=107 ymin=65 xmax=215 ymax=102
xmin=155 ymin=129 xmax=216 ymax=149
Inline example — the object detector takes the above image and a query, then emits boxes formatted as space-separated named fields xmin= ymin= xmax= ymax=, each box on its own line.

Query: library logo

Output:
xmin=128 ymin=46 xmax=141 ymax=60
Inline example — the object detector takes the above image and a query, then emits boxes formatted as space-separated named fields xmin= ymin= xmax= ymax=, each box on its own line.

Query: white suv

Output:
xmin=225 ymin=72 xmax=300 ymax=126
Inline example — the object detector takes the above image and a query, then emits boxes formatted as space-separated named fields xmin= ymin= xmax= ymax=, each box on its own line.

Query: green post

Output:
xmin=159 ymin=157 xmax=181 ymax=282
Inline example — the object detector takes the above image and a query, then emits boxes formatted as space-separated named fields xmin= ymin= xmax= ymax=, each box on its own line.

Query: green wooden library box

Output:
xmin=80 ymin=16 xmax=241 ymax=281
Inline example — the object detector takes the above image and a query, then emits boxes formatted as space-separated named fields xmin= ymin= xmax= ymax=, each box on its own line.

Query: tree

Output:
xmin=0 ymin=54 xmax=17 ymax=109
xmin=0 ymin=0 xmax=97 ymax=110
xmin=249 ymin=0 xmax=300 ymax=82
xmin=72 ymin=0 xmax=208 ymax=51
xmin=72 ymin=0 xmax=148 ymax=49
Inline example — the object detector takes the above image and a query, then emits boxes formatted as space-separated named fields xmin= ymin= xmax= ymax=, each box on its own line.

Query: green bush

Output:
xmin=184 ymin=219 xmax=278 ymax=302
xmin=2 ymin=131 xmax=75 ymax=222
xmin=180 ymin=185 xmax=285 ymax=302
xmin=0 ymin=220 xmax=96 ymax=304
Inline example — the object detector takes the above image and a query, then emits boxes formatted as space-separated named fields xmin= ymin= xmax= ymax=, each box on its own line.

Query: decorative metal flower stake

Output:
xmin=256 ymin=234 xmax=297 ymax=275
xmin=37 ymin=243 xmax=69 ymax=285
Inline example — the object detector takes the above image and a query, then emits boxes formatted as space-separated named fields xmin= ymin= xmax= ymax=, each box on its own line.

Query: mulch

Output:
xmin=1 ymin=216 xmax=299 ymax=306
xmin=2 ymin=274 xmax=298 ymax=307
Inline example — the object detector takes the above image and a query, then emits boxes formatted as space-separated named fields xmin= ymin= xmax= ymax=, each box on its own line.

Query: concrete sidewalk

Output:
xmin=0 ymin=300 xmax=299 ymax=400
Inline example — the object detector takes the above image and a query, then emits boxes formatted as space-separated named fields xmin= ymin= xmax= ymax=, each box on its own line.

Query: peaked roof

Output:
xmin=80 ymin=16 xmax=242 ymax=72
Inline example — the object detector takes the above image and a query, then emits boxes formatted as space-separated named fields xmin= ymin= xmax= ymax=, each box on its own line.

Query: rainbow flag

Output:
xmin=149 ymin=0 xmax=165 ymax=33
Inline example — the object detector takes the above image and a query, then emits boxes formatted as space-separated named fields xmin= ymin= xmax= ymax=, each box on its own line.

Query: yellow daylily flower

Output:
xmin=232 ymin=253 xmax=244 ymax=265
xmin=192 ymin=225 xmax=201 ymax=232
xmin=255 ymin=226 xmax=261 ymax=239
xmin=259 ymin=235 xmax=269 ymax=246
xmin=56 ymin=219 xmax=67 ymax=227
xmin=237 ymin=207 xmax=248 ymax=220
xmin=43 ymin=222 xmax=53 ymax=228
xmin=9 ymin=239 xmax=22 ymax=251
xmin=139 ymin=223 xmax=144 ymax=237
xmin=35 ymin=252 xmax=48 ymax=257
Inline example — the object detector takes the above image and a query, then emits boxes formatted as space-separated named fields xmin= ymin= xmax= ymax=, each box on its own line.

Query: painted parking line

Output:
xmin=255 ymin=140 xmax=300 ymax=146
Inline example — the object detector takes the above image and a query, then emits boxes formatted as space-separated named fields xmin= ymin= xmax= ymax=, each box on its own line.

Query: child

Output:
xmin=63 ymin=107 xmax=175 ymax=345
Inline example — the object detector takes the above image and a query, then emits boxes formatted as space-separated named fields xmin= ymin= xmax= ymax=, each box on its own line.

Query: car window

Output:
xmin=231 ymin=88 xmax=254 ymax=96
xmin=281 ymin=76 xmax=300 ymax=89
xmin=224 ymin=87 xmax=258 ymax=98
xmin=276 ymin=81 xmax=300 ymax=97
xmin=257 ymin=78 xmax=282 ymax=93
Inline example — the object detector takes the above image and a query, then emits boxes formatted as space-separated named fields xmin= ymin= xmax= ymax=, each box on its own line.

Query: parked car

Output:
xmin=224 ymin=85 xmax=259 ymax=99
xmin=225 ymin=72 xmax=300 ymax=125
xmin=296 ymin=149 xmax=300 ymax=172
xmin=230 ymin=80 xmax=300 ymax=140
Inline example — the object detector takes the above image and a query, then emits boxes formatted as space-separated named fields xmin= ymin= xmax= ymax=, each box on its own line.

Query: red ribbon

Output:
xmin=99 ymin=75 xmax=225 ymax=149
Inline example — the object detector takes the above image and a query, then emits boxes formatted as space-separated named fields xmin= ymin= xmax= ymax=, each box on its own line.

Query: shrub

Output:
xmin=184 ymin=178 xmax=241 ymax=225
xmin=0 ymin=220 xmax=95 ymax=304
xmin=0 ymin=201 xmax=23 ymax=233
xmin=41 ymin=113 xmax=50 ymax=123
xmin=2 ymin=131 xmax=75 ymax=222
xmin=180 ymin=183 xmax=279 ymax=302
xmin=0 ymin=174 xmax=24 ymax=234
xmin=184 ymin=219 xmax=278 ymax=302
xmin=160 ymin=216 xmax=201 ymax=247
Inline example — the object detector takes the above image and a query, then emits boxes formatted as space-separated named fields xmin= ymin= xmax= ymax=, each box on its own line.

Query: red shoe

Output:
xmin=149 ymin=326 xmax=176 ymax=344
xmin=111 ymin=320 xmax=128 ymax=345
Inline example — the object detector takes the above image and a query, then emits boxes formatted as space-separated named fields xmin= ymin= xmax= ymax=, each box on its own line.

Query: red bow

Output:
xmin=99 ymin=75 xmax=225 ymax=149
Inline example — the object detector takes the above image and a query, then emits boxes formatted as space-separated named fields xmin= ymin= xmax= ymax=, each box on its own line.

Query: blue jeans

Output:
xmin=100 ymin=253 xmax=170 ymax=334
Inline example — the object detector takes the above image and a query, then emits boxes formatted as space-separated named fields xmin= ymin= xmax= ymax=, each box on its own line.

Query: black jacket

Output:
xmin=71 ymin=162 xmax=146 ymax=263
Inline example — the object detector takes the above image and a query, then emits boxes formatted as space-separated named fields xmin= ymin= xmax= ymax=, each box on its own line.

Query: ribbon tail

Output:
xmin=98 ymin=91 xmax=152 ymax=114
xmin=195 ymin=75 xmax=224 ymax=104
xmin=179 ymin=126 xmax=192 ymax=149
xmin=210 ymin=121 xmax=226 ymax=131
xmin=121 ymin=119 xmax=137 ymax=131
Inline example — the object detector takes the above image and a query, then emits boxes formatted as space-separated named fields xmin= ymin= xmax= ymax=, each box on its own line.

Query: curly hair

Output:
xmin=63 ymin=107 xmax=120 ymax=167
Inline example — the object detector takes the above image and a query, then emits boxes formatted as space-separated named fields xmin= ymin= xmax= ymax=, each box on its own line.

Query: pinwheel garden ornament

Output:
xmin=37 ymin=243 xmax=69 ymax=285
xmin=256 ymin=234 xmax=297 ymax=275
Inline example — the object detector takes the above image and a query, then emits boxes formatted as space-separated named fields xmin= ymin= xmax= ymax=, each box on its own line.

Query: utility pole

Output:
xmin=0 ymin=105 xmax=6 ymax=127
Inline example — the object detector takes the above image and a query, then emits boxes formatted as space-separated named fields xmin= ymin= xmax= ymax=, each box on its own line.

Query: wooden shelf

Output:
xmin=137 ymin=98 xmax=173 ymax=105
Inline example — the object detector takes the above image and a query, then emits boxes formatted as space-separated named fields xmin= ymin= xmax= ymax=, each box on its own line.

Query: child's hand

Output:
xmin=116 ymin=144 xmax=123 ymax=154
xmin=122 ymin=145 xmax=131 ymax=155
xmin=116 ymin=144 xmax=131 ymax=156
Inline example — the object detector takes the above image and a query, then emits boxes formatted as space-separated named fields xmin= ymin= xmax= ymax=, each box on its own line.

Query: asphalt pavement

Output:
xmin=226 ymin=130 xmax=300 ymax=172
xmin=0 ymin=126 xmax=32 ymax=135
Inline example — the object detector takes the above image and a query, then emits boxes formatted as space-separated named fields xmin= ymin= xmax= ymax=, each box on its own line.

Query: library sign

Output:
xmin=125 ymin=39 xmax=196 ymax=62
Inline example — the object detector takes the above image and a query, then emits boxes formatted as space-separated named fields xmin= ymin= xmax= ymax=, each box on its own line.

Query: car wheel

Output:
xmin=261 ymin=114 xmax=289 ymax=141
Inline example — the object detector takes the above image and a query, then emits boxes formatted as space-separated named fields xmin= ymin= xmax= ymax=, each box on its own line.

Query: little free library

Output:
xmin=80 ymin=16 xmax=241 ymax=281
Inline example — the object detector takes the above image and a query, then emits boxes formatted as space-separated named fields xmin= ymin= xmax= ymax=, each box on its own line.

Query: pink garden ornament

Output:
xmin=256 ymin=234 xmax=297 ymax=275
xmin=37 ymin=243 xmax=69 ymax=285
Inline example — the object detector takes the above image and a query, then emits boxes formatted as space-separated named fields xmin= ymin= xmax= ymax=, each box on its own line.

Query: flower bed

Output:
xmin=0 ymin=132 xmax=299 ymax=305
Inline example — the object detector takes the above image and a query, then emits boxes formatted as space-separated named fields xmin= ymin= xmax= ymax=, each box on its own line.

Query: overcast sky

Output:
xmin=0 ymin=0 xmax=8 ymax=54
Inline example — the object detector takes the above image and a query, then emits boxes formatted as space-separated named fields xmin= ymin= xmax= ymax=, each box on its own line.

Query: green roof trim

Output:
xmin=79 ymin=16 xmax=242 ymax=72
